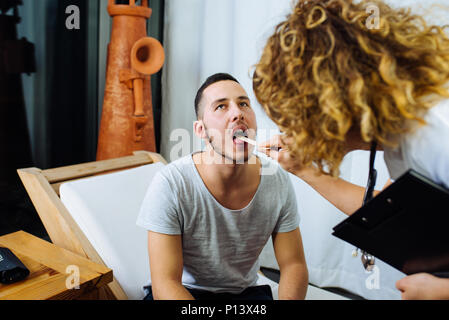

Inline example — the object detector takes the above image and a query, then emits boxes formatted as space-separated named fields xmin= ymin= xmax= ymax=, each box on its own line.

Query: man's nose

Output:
xmin=229 ymin=102 xmax=244 ymax=122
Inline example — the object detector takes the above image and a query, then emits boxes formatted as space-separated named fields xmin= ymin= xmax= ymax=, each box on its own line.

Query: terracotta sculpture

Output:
xmin=96 ymin=0 xmax=164 ymax=160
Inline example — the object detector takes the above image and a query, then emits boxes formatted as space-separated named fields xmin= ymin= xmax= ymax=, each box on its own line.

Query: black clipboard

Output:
xmin=332 ymin=169 xmax=449 ymax=277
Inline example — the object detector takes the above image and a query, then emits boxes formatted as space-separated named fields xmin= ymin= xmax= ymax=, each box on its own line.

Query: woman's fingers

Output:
xmin=261 ymin=140 xmax=303 ymax=175
xmin=258 ymin=135 xmax=299 ymax=172
xmin=258 ymin=147 xmax=271 ymax=157
xmin=258 ymin=134 xmax=284 ymax=151
xmin=266 ymin=147 xmax=295 ymax=170
xmin=267 ymin=149 xmax=281 ymax=162
xmin=257 ymin=134 xmax=292 ymax=161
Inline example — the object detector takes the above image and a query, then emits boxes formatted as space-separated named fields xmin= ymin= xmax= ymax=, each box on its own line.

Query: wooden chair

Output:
xmin=17 ymin=151 xmax=167 ymax=300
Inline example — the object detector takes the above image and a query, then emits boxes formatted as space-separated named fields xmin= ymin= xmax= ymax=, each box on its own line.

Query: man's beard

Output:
xmin=203 ymin=122 xmax=250 ymax=164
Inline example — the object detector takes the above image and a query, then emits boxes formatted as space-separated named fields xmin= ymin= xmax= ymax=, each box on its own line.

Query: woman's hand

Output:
xmin=258 ymin=134 xmax=372 ymax=216
xmin=258 ymin=135 xmax=303 ymax=175
xmin=396 ymin=273 xmax=449 ymax=300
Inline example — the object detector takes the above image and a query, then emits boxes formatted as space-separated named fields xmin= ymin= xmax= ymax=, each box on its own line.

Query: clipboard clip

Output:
xmin=352 ymin=248 xmax=375 ymax=271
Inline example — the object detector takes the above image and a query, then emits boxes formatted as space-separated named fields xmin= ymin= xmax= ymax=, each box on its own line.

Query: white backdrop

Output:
xmin=161 ymin=0 xmax=449 ymax=299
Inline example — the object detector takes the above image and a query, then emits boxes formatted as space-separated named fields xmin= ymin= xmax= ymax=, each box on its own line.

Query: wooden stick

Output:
xmin=235 ymin=136 xmax=257 ymax=146
xmin=236 ymin=136 xmax=288 ymax=151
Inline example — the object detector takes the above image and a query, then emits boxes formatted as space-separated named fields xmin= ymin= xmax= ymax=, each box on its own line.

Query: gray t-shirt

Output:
xmin=136 ymin=153 xmax=300 ymax=294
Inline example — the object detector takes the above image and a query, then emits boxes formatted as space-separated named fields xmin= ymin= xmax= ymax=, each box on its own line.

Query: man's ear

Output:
xmin=193 ymin=119 xmax=207 ymax=139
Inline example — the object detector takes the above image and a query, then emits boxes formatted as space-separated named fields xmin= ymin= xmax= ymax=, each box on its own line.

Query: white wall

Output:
xmin=161 ymin=0 xmax=293 ymax=160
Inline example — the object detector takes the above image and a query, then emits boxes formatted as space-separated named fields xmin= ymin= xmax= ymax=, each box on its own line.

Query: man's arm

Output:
xmin=272 ymin=228 xmax=308 ymax=300
xmin=148 ymin=231 xmax=194 ymax=300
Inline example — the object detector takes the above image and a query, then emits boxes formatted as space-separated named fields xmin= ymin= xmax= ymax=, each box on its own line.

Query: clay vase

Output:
xmin=96 ymin=0 xmax=164 ymax=160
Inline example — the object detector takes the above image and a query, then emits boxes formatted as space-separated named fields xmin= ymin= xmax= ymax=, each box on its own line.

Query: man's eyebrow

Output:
xmin=210 ymin=96 xmax=250 ymax=106
xmin=211 ymin=98 xmax=228 ymax=105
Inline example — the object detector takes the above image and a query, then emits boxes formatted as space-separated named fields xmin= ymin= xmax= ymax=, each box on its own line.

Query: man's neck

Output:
xmin=193 ymin=150 xmax=260 ymax=189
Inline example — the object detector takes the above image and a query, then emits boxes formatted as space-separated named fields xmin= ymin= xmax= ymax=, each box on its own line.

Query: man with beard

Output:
xmin=136 ymin=73 xmax=308 ymax=300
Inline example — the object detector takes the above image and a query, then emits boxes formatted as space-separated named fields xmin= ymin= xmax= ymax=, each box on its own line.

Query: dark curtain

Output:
xmin=47 ymin=0 xmax=93 ymax=167
xmin=149 ymin=0 xmax=164 ymax=153
xmin=0 ymin=3 xmax=33 ymax=184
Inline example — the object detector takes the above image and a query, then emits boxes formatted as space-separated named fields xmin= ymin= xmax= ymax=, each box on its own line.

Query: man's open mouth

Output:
xmin=232 ymin=129 xmax=248 ymax=145
xmin=232 ymin=129 xmax=248 ymax=139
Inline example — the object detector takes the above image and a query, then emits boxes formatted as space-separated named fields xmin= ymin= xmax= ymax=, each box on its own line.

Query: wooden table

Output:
xmin=0 ymin=231 xmax=112 ymax=300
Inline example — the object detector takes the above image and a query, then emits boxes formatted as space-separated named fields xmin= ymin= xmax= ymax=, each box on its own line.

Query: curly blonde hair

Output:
xmin=253 ymin=0 xmax=449 ymax=176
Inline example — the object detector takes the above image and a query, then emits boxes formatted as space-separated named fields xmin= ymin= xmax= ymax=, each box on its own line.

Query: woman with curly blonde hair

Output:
xmin=253 ymin=0 xmax=449 ymax=299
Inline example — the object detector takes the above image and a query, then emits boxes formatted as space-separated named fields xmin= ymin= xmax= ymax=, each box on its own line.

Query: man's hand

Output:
xmin=396 ymin=273 xmax=449 ymax=300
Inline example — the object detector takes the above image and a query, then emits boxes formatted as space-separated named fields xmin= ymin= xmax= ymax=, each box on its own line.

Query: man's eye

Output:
xmin=216 ymin=104 xmax=225 ymax=110
xmin=240 ymin=102 xmax=249 ymax=107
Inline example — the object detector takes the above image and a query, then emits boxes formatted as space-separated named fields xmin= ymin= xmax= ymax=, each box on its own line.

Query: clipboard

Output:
xmin=332 ymin=169 xmax=449 ymax=277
